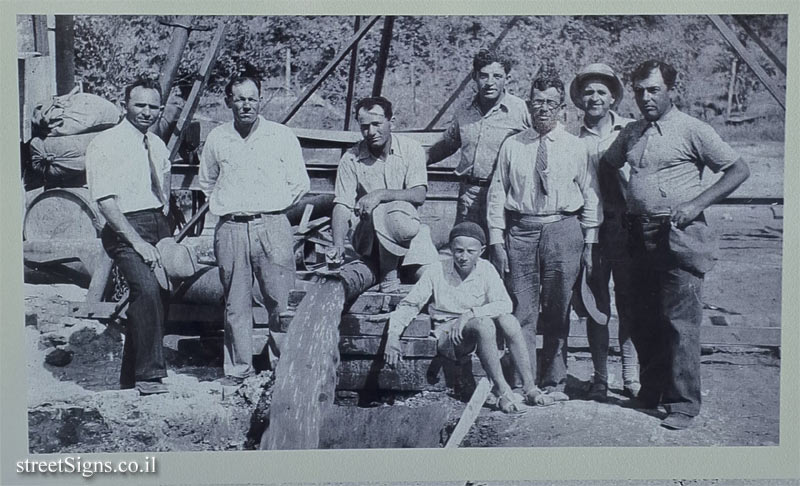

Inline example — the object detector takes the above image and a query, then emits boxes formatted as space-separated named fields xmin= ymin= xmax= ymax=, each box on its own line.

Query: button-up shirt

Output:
xmin=487 ymin=123 xmax=602 ymax=245
xmin=199 ymin=116 xmax=310 ymax=216
xmin=334 ymin=134 xmax=427 ymax=209
xmin=387 ymin=258 xmax=512 ymax=335
xmin=603 ymin=106 xmax=739 ymax=216
xmin=431 ymin=92 xmax=531 ymax=180
xmin=86 ymin=119 xmax=170 ymax=214
xmin=578 ymin=110 xmax=635 ymax=214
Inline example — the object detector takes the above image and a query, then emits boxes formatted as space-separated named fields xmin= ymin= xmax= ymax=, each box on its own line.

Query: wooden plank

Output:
xmin=371 ymin=16 xmax=394 ymax=97
xmin=290 ymin=287 xmax=412 ymax=313
xmin=707 ymin=15 xmax=785 ymax=110
xmin=339 ymin=336 xmax=437 ymax=358
xmin=262 ymin=280 xmax=345 ymax=450
xmin=732 ymin=16 xmax=787 ymax=75
xmin=276 ymin=311 xmax=430 ymax=337
xmin=445 ymin=378 xmax=492 ymax=448
xmin=320 ymin=403 xmax=448 ymax=448
xmin=336 ymin=358 xmax=446 ymax=391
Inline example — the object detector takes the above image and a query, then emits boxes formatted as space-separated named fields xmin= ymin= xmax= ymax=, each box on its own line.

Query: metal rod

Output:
xmin=732 ymin=16 xmax=787 ymax=75
xmin=343 ymin=16 xmax=361 ymax=131
xmin=281 ymin=16 xmax=381 ymax=124
xmin=707 ymin=15 xmax=785 ymax=111
xmin=371 ymin=16 xmax=394 ymax=97
xmin=159 ymin=15 xmax=193 ymax=100
xmin=424 ymin=16 xmax=520 ymax=130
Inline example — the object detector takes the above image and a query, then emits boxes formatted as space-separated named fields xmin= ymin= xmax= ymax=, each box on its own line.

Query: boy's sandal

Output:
xmin=524 ymin=388 xmax=555 ymax=407
xmin=497 ymin=391 xmax=526 ymax=414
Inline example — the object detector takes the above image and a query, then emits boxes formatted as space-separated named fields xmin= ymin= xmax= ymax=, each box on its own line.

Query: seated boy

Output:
xmin=384 ymin=221 xmax=553 ymax=412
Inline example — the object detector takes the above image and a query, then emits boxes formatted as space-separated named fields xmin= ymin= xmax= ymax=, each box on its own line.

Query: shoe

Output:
xmin=217 ymin=375 xmax=245 ymax=387
xmin=136 ymin=380 xmax=168 ymax=395
xmin=623 ymin=381 xmax=642 ymax=399
xmin=523 ymin=387 xmax=555 ymax=407
xmin=587 ymin=381 xmax=608 ymax=402
xmin=546 ymin=391 xmax=570 ymax=402
xmin=496 ymin=391 xmax=526 ymax=414
xmin=661 ymin=412 xmax=695 ymax=430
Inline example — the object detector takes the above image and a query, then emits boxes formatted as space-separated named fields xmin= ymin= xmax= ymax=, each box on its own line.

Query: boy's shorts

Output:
xmin=432 ymin=317 xmax=476 ymax=361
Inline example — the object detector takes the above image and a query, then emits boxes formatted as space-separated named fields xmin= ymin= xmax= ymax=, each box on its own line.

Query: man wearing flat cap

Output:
xmin=570 ymin=63 xmax=640 ymax=402
xmin=332 ymin=96 xmax=438 ymax=292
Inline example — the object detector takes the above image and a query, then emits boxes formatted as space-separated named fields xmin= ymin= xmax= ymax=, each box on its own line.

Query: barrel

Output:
xmin=23 ymin=187 xmax=105 ymax=241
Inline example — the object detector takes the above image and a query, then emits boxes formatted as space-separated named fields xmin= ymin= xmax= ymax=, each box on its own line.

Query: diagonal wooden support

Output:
xmin=281 ymin=16 xmax=381 ymax=124
xmin=445 ymin=377 xmax=492 ymax=448
xmin=167 ymin=21 xmax=226 ymax=160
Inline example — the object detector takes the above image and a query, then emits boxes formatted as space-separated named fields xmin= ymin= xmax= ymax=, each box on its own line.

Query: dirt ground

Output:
xmin=22 ymin=140 xmax=784 ymax=452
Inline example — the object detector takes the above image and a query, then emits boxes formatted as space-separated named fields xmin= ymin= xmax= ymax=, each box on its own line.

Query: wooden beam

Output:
xmin=262 ymin=280 xmax=346 ymax=450
xmin=158 ymin=15 xmax=194 ymax=99
xmin=371 ymin=16 xmax=395 ymax=97
xmin=339 ymin=336 xmax=437 ymax=357
xmin=445 ymin=378 xmax=492 ymax=448
xmin=732 ymin=16 xmax=786 ymax=75
xmin=707 ymin=15 xmax=785 ymax=110
xmin=54 ymin=16 xmax=75 ymax=95
xmin=281 ymin=16 xmax=381 ymax=124
xmin=336 ymin=357 xmax=447 ymax=391
xmin=167 ymin=21 xmax=226 ymax=160
xmin=343 ymin=16 xmax=361 ymax=131
xmin=424 ymin=16 xmax=521 ymax=130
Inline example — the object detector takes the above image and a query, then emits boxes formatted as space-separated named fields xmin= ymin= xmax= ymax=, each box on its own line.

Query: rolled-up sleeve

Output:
xmin=404 ymin=139 xmax=428 ymax=189
xmin=333 ymin=153 xmax=358 ymax=209
xmin=576 ymin=146 xmax=602 ymax=243
xmin=486 ymin=140 xmax=511 ymax=245
xmin=85 ymin=141 xmax=115 ymax=202
xmin=282 ymin=128 xmax=310 ymax=204
xmin=198 ymin=131 xmax=219 ymax=198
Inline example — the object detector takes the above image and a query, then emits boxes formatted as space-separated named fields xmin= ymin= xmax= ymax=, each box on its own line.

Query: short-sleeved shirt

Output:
xmin=435 ymin=93 xmax=531 ymax=181
xmin=334 ymin=134 xmax=427 ymax=209
xmin=85 ymin=119 xmax=170 ymax=214
xmin=387 ymin=258 xmax=512 ymax=335
xmin=199 ymin=116 xmax=310 ymax=217
xmin=578 ymin=111 xmax=635 ymax=214
xmin=603 ymin=107 xmax=739 ymax=216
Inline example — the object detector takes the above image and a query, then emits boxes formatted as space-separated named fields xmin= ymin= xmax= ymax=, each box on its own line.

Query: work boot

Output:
xmin=661 ymin=412 xmax=695 ymax=430
xmin=587 ymin=381 xmax=608 ymax=402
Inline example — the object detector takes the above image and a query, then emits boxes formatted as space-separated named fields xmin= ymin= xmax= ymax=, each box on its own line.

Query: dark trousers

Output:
xmin=627 ymin=218 xmax=704 ymax=416
xmin=506 ymin=214 xmax=583 ymax=390
xmin=101 ymin=208 xmax=170 ymax=388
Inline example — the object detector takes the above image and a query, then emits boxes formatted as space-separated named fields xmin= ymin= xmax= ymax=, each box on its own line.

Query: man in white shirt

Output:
xmin=487 ymin=73 xmax=602 ymax=398
xmin=85 ymin=78 xmax=172 ymax=395
xmin=199 ymin=75 xmax=310 ymax=385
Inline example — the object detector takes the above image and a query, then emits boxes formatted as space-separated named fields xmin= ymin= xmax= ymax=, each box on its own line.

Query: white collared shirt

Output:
xmin=487 ymin=123 xmax=602 ymax=245
xmin=85 ymin=119 xmax=170 ymax=213
xmin=199 ymin=116 xmax=310 ymax=216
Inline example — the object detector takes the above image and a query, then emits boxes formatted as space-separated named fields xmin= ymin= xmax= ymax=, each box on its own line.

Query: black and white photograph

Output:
xmin=2 ymin=4 xmax=798 ymax=485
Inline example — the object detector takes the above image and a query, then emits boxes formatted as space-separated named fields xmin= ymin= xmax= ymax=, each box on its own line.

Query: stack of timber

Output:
xmin=270 ymin=284 xmax=458 ymax=393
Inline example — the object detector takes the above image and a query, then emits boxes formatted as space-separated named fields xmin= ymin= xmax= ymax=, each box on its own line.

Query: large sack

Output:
xmin=28 ymin=132 xmax=101 ymax=188
xmin=31 ymin=92 xmax=120 ymax=137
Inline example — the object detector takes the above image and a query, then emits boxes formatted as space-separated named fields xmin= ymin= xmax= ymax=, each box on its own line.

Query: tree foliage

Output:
xmin=70 ymin=14 xmax=787 ymax=129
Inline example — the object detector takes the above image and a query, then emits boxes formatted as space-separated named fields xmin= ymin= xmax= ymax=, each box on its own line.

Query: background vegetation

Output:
xmin=69 ymin=15 xmax=787 ymax=138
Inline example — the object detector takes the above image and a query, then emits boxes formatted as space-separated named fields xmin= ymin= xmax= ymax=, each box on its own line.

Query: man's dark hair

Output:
xmin=354 ymin=96 xmax=393 ymax=120
xmin=224 ymin=75 xmax=262 ymax=98
xmin=124 ymin=78 xmax=163 ymax=104
xmin=472 ymin=48 xmax=512 ymax=74
xmin=631 ymin=60 xmax=678 ymax=90
xmin=530 ymin=74 xmax=565 ymax=103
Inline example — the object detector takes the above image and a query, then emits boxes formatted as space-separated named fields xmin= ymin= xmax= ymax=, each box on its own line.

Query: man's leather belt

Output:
xmin=462 ymin=175 xmax=492 ymax=187
xmin=509 ymin=209 xmax=580 ymax=224
xmin=226 ymin=210 xmax=284 ymax=222
xmin=625 ymin=213 xmax=672 ymax=225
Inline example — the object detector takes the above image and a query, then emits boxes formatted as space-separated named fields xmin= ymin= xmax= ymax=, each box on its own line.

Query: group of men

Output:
xmin=85 ymin=46 xmax=749 ymax=431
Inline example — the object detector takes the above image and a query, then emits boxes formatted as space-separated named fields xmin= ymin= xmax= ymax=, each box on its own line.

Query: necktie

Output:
xmin=535 ymin=137 xmax=548 ymax=196
xmin=143 ymin=135 xmax=167 ymax=208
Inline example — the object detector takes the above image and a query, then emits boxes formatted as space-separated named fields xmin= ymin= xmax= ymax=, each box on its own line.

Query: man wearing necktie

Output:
xmin=487 ymin=73 xmax=602 ymax=400
xmin=603 ymin=60 xmax=750 ymax=429
xmin=85 ymin=78 xmax=172 ymax=395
